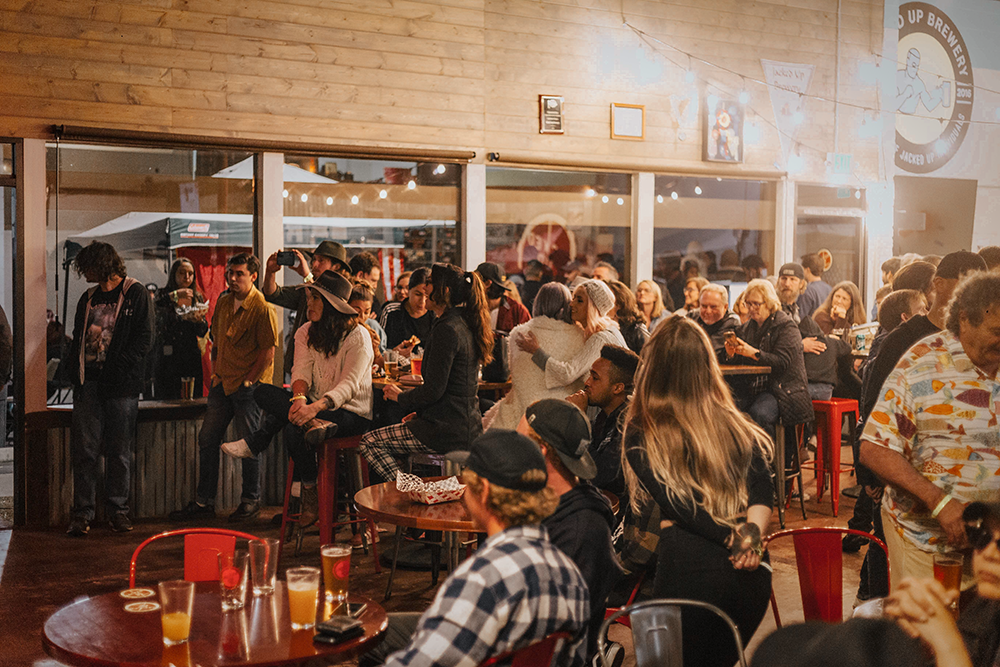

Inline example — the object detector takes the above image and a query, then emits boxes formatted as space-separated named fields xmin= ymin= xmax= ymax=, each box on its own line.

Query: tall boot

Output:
xmin=299 ymin=482 xmax=319 ymax=529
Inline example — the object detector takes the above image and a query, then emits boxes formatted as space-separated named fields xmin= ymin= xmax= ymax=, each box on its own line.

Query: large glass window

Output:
xmin=280 ymin=157 xmax=461 ymax=302
xmin=46 ymin=144 xmax=253 ymax=403
xmin=653 ymin=176 xmax=776 ymax=309
xmin=794 ymin=183 xmax=867 ymax=288
xmin=485 ymin=168 xmax=631 ymax=284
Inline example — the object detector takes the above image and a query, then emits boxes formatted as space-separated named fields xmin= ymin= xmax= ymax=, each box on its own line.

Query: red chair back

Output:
xmin=479 ymin=632 xmax=573 ymax=667
xmin=129 ymin=528 xmax=261 ymax=588
xmin=764 ymin=527 xmax=890 ymax=626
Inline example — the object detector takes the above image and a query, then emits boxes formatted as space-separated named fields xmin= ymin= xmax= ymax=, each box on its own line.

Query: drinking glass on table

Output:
xmin=321 ymin=544 xmax=352 ymax=605
xmin=219 ymin=550 xmax=249 ymax=611
xmin=411 ymin=348 xmax=423 ymax=377
xmin=933 ymin=552 xmax=964 ymax=617
xmin=158 ymin=580 xmax=195 ymax=645
xmin=384 ymin=350 xmax=399 ymax=380
xmin=249 ymin=537 xmax=279 ymax=596
xmin=285 ymin=566 xmax=321 ymax=630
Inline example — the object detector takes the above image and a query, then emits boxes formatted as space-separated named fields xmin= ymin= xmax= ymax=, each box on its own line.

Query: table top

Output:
xmin=719 ymin=364 xmax=772 ymax=376
xmin=354 ymin=478 xmax=620 ymax=532
xmin=355 ymin=477 xmax=478 ymax=532
xmin=42 ymin=583 xmax=386 ymax=667
xmin=373 ymin=376 xmax=512 ymax=392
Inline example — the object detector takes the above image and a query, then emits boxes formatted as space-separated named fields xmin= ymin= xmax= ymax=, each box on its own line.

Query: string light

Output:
xmin=694 ymin=184 xmax=703 ymax=195
xmin=602 ymin=195 xmax=609 ymax=203
xmin=282 ymin=189 xmax=288 ymax=199
xmin=617 ymin=197 xmax=624 ymax=205
xmin=351 ymin=195 xmax=359 ymax=205
xmin=434 ymin=164 xmax=446 ymax=175
xmin=585 ymin=188 xmax=597 ymax=197
xmin=407 ymin=180 xmax=416 ymax=190
xmin=656 ymin=194 xmax=664 ymax=203
xmin=326 ymin=196 xmax=333 ymax=205
xmin=300 ymin=193 xmax=308 ymax=203
xmin=671 ymin=191 xmax=679 ymax=200
xmin=379 ymin=189 xmax=388 ymax=199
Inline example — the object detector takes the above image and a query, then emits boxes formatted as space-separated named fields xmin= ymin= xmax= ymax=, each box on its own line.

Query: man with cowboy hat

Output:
xmin=169 ymin=252 xmax=278 ymax=522
xmin=262 ymin=240 xmax=351 ymax=375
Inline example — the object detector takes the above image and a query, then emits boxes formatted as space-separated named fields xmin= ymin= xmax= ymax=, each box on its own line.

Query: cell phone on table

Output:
xmin=314 ymin=616 xmax=364 ymax=643
xmin=345 ymin=602 xmax=368 ymax=618
xmin=276 ymin=250 xmax=297 ymax=267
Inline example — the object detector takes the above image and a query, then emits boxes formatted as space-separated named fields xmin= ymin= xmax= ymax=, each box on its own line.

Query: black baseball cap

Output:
xmin=778 ymin=263 xmax=804 ymax=280
xmin=525 ymin=399 xmax=596 ymax=480
xmin=935 ymin=251 xmax=987 ymax=280
xmin=447 ymin=430 xmax=548 ymax=491
xmin=475 ymin=262 xmax=508 ymax=288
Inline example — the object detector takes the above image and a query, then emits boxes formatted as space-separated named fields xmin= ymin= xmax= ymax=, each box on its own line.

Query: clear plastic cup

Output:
xmin=285 ymin=566 xmax=320 ymax=630
xmin=249 ymin=538 xmax=279 ymax=596
xmin=158 ymin=580 xmax=195 ymax=645
xmin=219 ymin=550 xmax=249 ymax=611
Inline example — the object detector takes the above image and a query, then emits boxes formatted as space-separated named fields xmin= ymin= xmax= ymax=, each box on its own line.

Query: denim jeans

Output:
xmin=808 ymin=382 xmax=834 ymax=401
xmin=249 ymin=383 xmax=371 ymax=482
xmin=197 ymin=381 xmax=263 ymax=505
xmin=70 ymin=381 xmax=139 ymax=521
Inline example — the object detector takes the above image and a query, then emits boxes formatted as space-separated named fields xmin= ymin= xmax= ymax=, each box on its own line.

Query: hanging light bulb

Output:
xmin=601 ymin=195 xmax=609 ymax=203
xmin=379 ymin=189 xmax=388 ymax=199
xmin=616 ymin=197 xmax=624 ymax=205
xmin=671 ymin=191 xmax=678 ymax=200
xmin=685 ymin=69 xmax=695 ymax=83
xmin=326 ymin=196 xmax=333 ymax=205
xmin=300 ymin=193 xmax=308 ymax=203
xmin=738 ymin=90 xmax=750 ymax=105
xmin=656 ymin=194 xmax=664 ymax=203
xmin=282 ymin=189 xmax=289 ymax=199
xmin=351 ymin=195 xmax=359 ymax=205
xmin=585 ymin=188 xmax=596 ymax=197
xmin=694 ymin=184 xmax=702 ymax=195
xmin=407 ymin=180 xmax=416 ymax=190
xmin=434 ymin=164 xmax=446 ymax=175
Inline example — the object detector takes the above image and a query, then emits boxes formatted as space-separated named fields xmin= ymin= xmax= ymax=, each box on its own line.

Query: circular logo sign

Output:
xmin=124 ymin=601 xmax=160 ymax=613
xmin=119 ymin=588 xmax=155 ymax=599
xmin=334 ymin=559 xmax=351 ymax=579
xmin=895 ymin=3 xmax=973 ymax=173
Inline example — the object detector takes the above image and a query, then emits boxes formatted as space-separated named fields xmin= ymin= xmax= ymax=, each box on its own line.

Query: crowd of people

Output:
xmin=58 ymin=238 xmax=1000 ymax=667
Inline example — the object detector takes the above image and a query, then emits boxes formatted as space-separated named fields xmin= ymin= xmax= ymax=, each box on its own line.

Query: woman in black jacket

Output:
xmin=154 ymin=258 xmax=209 ymax=398
xmin=605 ymin=279 xmax=649 ymax=354
xmin=623 ymin=317 xmax=774 ymax=667
xmin=726 ymin=279 xmax=813 ymax=457
xmin=359 ymin=263 xmax=494 ymax=481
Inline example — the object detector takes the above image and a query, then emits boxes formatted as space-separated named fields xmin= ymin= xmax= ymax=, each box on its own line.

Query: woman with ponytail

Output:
xmin=359 ymin=263 xmax=494 ymax=481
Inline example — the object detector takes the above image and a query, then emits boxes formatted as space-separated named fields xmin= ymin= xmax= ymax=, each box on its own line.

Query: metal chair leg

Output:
xmin=384 ymin=526 xmax=404 ymax=600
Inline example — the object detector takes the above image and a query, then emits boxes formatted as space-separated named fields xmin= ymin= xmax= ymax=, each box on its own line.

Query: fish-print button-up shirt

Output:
xmin=861 ymin=329 xmax=1000 ymax=552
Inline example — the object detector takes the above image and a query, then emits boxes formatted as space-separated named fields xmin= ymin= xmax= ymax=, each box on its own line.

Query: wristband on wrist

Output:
xmin=932 ymin=494 xmax=954 ymax=519
xmin=290 ymin=394 xmax=307 ymax=402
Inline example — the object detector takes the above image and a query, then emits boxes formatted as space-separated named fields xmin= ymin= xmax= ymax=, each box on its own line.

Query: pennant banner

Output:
xmin=761 ymin=60 xmax=815 ymax=163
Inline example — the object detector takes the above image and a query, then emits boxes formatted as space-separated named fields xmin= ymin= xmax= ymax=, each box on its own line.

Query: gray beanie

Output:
xmin=579 ymin=279 xmax=615 ymax=317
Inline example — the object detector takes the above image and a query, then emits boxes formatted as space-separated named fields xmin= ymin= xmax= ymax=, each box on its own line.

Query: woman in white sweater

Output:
xmin=483 ymin=283 xmax=585 ymax=431
xmin=515 ymin=279 xmax=627 ymax=390
xmin=221 ymin=271 xmax=373 ymax=523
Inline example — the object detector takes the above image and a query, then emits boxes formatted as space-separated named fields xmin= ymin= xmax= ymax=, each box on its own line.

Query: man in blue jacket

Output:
xmin=66 ymin=242 xmax=154 ymax=536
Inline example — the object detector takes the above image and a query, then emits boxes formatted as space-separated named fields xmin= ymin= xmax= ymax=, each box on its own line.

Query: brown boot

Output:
xmin=299 ymin=483 xmax=319 ymax=528
xmin=304 ymin=419 xmax=338 ymax=447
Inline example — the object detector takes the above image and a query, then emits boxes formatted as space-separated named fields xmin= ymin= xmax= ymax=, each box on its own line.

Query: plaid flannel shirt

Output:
xmin=384 ymin=525 xmax=590 ymax=667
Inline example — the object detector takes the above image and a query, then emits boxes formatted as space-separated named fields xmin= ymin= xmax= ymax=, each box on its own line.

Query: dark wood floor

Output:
xmin=1 ymin=463 xmax=870 ymax=667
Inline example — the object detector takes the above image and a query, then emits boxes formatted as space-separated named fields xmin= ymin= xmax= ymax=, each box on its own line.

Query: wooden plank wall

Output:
xmin=0 ymin=0 xmax=884 ymax=181
xmin=46 ymin=419 xmax=288 ymax=525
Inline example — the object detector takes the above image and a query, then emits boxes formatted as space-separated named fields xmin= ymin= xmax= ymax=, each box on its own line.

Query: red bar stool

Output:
xmin=802 ymin=398 xmax=858 ymax=516
xmin=278 ymin=434 xmax=381 ymax=572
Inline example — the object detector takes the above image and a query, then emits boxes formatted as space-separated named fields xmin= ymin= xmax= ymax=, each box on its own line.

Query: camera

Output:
xmin=276 ymin=250 xmax=297 ymax=267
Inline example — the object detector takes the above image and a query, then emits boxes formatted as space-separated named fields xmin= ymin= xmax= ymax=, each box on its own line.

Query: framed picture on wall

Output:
xmin=539 ymin=95 xmax=565 ymax=134
xmin=611 ymin=103 xmax=645 ymax=140
xmin=704 ymin=97 xmax=744 ymax=163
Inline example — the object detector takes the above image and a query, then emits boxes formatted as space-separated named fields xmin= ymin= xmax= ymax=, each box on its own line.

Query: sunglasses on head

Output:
xmin=963 ymin=502 xmax=1000 ymax=551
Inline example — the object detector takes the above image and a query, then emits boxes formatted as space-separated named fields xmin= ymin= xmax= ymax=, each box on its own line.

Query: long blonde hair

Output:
xmin=636 ymin=280 xmax=666 ymax=320
xmin=622 ymin=317 xmax=773 ymax=527
xmin=574 ymin=285 xmax=617 ymax=339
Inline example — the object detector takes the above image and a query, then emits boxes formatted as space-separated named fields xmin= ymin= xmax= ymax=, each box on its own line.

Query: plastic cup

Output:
xmin=158 ymin=580 xmax=195 ymax=646
xmin=285 ymin=566 xmax=320 ymax=630
xmin=249 ymin=538 xmax=279 ymax=597
xmin=180 ymin=376 xmax=195 ymax=399
xmin=384 ymin=350 xmax=398 ymax=380
xmin=411 ymin=350 xmax=423 ymax=377
xmin=219 ymin=550 xmax=249 ymax=611
xmin=321 ymin=544 xmax=352 ymax=604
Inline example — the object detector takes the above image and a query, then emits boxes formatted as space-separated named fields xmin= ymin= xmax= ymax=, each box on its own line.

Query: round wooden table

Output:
xmin=373 ymin=376 xmax=512 ymax=399
xmin=719 ymin=364 xmax=772 ymax=376
xmin=42 ymin=583 xmax=386 ymax=667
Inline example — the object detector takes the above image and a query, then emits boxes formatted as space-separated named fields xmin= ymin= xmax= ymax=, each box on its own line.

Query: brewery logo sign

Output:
xmin=895 ymin=2 xmax=974 ymax=173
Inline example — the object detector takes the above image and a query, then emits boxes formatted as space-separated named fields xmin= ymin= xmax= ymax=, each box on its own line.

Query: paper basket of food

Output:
xmin=396 ymin=472 xmax=466 ymax=505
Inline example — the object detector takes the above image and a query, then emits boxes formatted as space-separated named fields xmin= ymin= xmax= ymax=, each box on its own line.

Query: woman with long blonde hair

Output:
xmin=515 ymin=279 xmax=626 ymax=389
xmin=623 ymin=316 xmax=774 ymax=667
xmin=635 ymin=279 xmax=669 ymax=332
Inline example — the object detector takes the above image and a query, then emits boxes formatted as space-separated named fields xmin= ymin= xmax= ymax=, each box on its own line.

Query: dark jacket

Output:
xmin=543 ymin=482 xmax=622 ymax=658
xmin=735 ymin=309 xmax=813 ymax=425
xmin=397 ymin=308 xmax=483 ymax=452
xmin=797 ymin=314 xmax=841 ymax=387
xmin=619 ymin=321 xmax=649 ymax=355
xmin=264 ymin=282 xmax=309 ymax=375
xmin=690 ymin=310 xmax=740 ymax=356
xmin=69 ymin=277 xmax=155 ymax=397
xmin=589 ymin=401 xmax=628 ymax=497
xmin=957 ymin=596 xmax=1000 ymax=667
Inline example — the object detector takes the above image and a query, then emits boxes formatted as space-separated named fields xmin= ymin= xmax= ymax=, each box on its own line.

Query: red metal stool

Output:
xmin=278 ymin=434 xmax=381 ymax=572
xmin=802 ymin=398 xmax=858 ymax=516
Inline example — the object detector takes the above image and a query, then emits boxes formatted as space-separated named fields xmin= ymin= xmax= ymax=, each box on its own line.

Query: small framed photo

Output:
xmin=539 ymin=95 xmax=564 ymax=134
xmin=704 ymin=97 xmax=744 ymax=162
xmin=611 ymin=103 xmax=645 ymax=140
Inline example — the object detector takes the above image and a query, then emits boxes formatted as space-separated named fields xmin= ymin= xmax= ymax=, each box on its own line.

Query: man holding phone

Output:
xmin=262 ymin=240 xmax=351 ymax=376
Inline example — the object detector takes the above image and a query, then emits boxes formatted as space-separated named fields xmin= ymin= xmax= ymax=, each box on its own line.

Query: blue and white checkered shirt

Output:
xmin=383 ymin=525 xmax=590 ymax=667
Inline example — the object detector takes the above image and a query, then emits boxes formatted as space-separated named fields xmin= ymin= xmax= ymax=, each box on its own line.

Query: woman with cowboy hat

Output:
xmin=222 ymin=270 xmax=373 ymax=526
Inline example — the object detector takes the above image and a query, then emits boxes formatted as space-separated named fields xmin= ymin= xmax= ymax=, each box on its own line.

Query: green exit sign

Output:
xmin=827 ymin=152 xmax=853 ymax=176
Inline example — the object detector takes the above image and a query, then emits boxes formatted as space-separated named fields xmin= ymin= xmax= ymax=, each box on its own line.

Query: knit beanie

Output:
xmin=579 ymin=279 xmax=615 ymax=317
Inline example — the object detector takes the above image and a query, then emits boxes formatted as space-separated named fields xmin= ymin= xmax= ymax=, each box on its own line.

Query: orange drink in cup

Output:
xmin=411 ymin=349 xmax=423 ymax=376
xmin=934 ymin=553 xmax=963 ymax=617
xmin=286 ymin=566 xmax=320 ymax=630
xmin=158 ymin=580 xmax=195 ymax=645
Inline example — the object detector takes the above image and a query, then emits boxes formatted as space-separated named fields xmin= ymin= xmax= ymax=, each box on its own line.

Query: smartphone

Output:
xmin=724 ymin=331 xmax=737 ymax=344
xmin=345 ymin=602 xmax=368 ymax=618
xmin=276 ymin=250 xmax=297 ymax=266
xmin=315 ymin=616 xmax=364 ymax=642
xmin=313 ymin=629 xmax=364 ymax=645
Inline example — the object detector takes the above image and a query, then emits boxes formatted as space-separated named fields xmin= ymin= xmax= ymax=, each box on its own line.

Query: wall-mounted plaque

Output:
xmin=611 ymin=103 xmax=645 ymax=140
xmin=539 ymin=95 xmax=565 ymax=134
